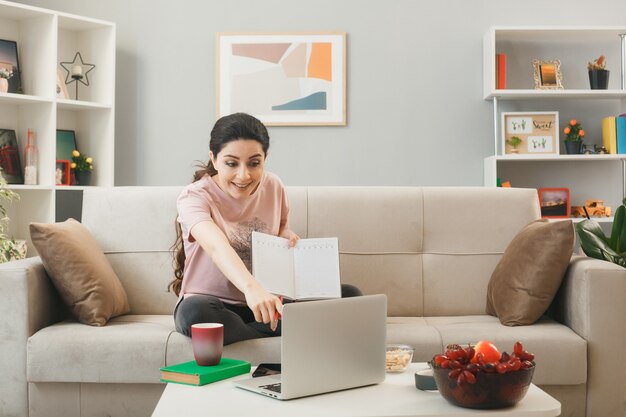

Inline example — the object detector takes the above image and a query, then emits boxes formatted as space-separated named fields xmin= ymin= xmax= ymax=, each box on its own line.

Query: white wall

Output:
xmin=13 ymin=0 xmax=626 ymax=186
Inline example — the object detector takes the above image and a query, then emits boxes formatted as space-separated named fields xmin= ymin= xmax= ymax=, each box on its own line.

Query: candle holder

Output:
xmin=60 ymin=52 xmax=95 ymax=101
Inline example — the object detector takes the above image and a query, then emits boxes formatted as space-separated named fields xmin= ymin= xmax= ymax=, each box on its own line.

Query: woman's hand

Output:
xmin=243 ymin=280 xmax=283 ymax=331
xmin=191 ymin=221 xmax=283 ymax=331
xmin=280 ymin=229 xmax=300 ymax=247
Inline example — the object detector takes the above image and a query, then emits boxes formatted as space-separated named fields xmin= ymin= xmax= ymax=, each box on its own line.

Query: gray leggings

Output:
xmin=174 ymin=284 xmax=362 ymax=345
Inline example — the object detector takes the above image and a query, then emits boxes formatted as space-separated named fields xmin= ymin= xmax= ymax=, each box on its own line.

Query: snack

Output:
xmin=386 ymin=344 xmax=414 ymax=372
xmin=432 ymin=341 xmax=535 ymax=385
xmin=430 ymin=341 xmax=536 ymax=409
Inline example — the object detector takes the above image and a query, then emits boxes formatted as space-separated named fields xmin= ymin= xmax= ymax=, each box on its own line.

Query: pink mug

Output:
xmin=191 ymin=323 xmax=224 ymax=366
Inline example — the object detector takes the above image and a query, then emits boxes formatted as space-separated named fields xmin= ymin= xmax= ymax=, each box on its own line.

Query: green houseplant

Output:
xmin=563 ymin=119 xmax=585 ymax=154
xmin=0 ymin=171 xmax=25 ymax=263
xmin=71 ymin=149 xmax=94 ymax=185
xmin=576 ymin=198 xmax=626 ymax=267
xmin=506 ymin=136 xmax=522 ymax=154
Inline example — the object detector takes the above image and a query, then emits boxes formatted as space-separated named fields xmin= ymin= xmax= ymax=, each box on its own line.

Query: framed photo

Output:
xmin=501 ymin=111 xmax=559 ymax=155
xmin=538 ymin=188 xmax=570 ymax=219
xmin=0 ymin=39 xmax=22 ymax=94
xmin=56 ymin=129 xmax=77 ymax=162
xmin=55 ymin=159 xmax=70 ymax=185
xmin=533 ymin=59 xmax=563 ymax=90
xmin=217 ymin=32 xmax=346 ymax=126
xmin=56 ymin=69 xmax=69 ymax=99
xmin=0 ymin=129 xmax=23 ymax=184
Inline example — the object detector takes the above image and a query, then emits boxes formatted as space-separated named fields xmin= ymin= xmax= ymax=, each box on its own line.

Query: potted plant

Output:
xmin=0 ymin=171 xmax=26 ymax=262
xmin=563 ymin=119 xmax=585 ymax=154
xmin=71 ymin=149 xmax=94 ymax=185
xmin=576 ymin=198 xmax=626 ymax=268
xmin=588 ymin=55 xmax=609 ymax=89
xmin=506 ymin=136 xmax=522 ymax=154
xmin=0 ymin=67 xmax=13 ymax=93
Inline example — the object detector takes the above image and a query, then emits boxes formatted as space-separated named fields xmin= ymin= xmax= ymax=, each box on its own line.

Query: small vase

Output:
xmin=589 ymin=69 xmax=609 ymax=89
xmin=75 ymin=170 xmax=92 ymax=186
xmin=565 ymin=141 xmax=582 ymax=154
xmin=0 ymin=78 xmax=8 ymax=93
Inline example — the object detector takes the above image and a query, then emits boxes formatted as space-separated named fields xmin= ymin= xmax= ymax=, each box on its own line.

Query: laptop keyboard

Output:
xmin=260 ymin=383 xmax=282 ymax=393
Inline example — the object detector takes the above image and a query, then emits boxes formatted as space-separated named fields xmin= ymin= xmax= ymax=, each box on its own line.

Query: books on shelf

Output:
xmin=617 ymin=115 xmax=626 ymax=154
xmin=601 ymin=114 xmax=626 ymax=154
xmin=496 ymin=53 xmax=506 ymax=89
xmin=251 ymin=231 xmax=341 ymax=301
xmin=602 ymin=116 xmax=617 ymax=154
xmin=160 ymin=358 xmax=251 ymax=386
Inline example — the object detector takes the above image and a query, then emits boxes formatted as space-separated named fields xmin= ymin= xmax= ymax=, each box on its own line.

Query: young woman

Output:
xmin=170 ymin=113 xmax=359 ymax=345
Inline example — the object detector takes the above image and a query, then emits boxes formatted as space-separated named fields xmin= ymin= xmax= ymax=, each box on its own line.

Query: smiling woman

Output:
xmin=210 ymin=140 xmax=266 ymax=199
xmin=169 ymin=113 xmax=300 ymax=345
xmin=169 ymin=113 xmax=361 ymax=345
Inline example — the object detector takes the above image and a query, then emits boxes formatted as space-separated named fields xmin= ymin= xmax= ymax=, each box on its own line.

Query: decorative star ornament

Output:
xmin=60 ymin=52 xmax=96 ymax=86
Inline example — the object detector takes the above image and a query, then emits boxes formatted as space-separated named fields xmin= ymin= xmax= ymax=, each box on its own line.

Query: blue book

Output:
xmin=617 ymin=116 xmax=626 ymax=154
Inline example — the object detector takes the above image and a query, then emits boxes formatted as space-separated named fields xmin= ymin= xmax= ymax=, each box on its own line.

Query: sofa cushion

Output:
xmin=27 ymin=315 xmax=173 ymax=383
xmin=26 ymin=314 xmax=586 ymax=387
xmin=27 ymin=315 xmax=281 ymax=383
xmin=486 ymin=219 xmax=574 ymax=326
xmin=29 ymin=219 xmax=130 ymax=326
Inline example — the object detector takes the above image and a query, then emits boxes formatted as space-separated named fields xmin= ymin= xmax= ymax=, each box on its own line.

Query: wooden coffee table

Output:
xmin=151 ymin=363 xmax=561 ymax=417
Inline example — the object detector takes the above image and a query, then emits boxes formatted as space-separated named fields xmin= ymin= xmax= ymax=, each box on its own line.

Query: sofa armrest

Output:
xmin=0 ymin=256 xmax=66 ymax=416
xmin=551 ymin=256 xmax=626 ymax=417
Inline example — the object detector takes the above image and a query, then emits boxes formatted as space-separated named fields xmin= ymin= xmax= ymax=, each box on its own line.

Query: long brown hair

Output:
xmin=168 ymin=113 xmax=270 ymax=296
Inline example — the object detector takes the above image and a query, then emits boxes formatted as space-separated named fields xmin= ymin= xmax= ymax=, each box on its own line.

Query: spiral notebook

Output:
xmin=251 ymin=231 xmax=341 ymax=300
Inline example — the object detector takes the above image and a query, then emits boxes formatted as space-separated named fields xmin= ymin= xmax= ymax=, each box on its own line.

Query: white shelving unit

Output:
xmin=0 ymin=0 xmax=115 ymax=256
xmin=483 ymin=26 xmax=626 ymax=222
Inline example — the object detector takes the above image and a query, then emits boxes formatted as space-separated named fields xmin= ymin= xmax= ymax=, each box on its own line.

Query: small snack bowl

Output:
xmin=385 ymin=344 xmax=414 ymax=373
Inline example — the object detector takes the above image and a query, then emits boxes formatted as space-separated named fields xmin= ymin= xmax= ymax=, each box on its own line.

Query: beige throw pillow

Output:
xmin=486 ymin=219 xmax=574 ymax=326
xmin=30 ymin=218 xmax=130 ymax=326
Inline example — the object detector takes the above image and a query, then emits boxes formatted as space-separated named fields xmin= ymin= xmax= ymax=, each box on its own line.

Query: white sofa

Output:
xmin=1 ymin=186 xmax=625 ymax=417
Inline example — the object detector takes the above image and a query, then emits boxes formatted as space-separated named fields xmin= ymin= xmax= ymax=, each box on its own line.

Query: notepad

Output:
xmin=251 ymin=231 xmax=341 ymax=300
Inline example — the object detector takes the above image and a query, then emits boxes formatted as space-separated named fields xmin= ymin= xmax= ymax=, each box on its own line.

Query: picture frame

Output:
xmin=501 ymin=111 xmax=559 ymax=155
xmin=55 ymin=159 xmax=71 ymax=185
xmin=538 ymin=188 xmax=570 ymax=219
xmin=0 ymin=129 xmax=23 ymax=184
xmin=56 ymin=69 xmax=69 ymax=99
xmin=56 ymin=129 xmax=77 ymax=162
xmin=533 ymin=59 xmax=563 ymax=90
xmin=0 ymin=39 xmax=22 ymax=94
xmin=217 ymin=32 xmax=346 ymax=126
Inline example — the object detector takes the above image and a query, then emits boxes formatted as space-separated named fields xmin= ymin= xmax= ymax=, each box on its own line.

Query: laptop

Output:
xmin=233 ymin=294 xmax=387 ymax=400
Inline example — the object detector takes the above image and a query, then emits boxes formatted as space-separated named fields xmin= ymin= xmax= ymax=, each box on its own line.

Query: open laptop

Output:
xmin=234 ymin=294 xmax=387 ymax=400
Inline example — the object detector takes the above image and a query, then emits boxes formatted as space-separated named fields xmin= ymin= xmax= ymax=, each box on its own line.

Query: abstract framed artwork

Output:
xmin=501 ymin=111 xmax=559 ymax=155
xmin=217 ymin=32 xmax=346 ymax=126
